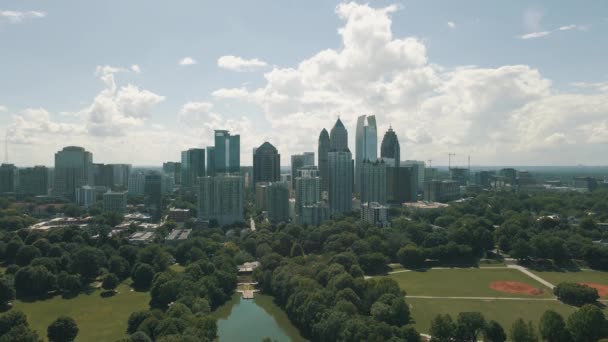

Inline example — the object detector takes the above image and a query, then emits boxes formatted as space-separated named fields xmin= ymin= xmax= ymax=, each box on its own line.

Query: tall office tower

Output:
xmin=144 ymin=173 xmax=163 ymax=221
xmin=318 ymin=129 xmax=330 ymax=192
xmin=387 ymin=166 xmax=417 ymax=205
xmin=328 ymin=150 xmax=353 ymax=215
xmin=18 ymin=166 xmax=48 ymax=196
xmin=267 ymin=182 xmax=290 ymax=224
xmin=253 ymin=142 xmax=280 ymax=184
xmin=93 ymin=163 xmax=114 ymax=188
xmin=303 ymin=152 xmax=315 ymax=167
xmin=206 ymin=147 xmax=216 ymax=177
xmin=290 ymin=154 xmax=305 ymax=190
xmin=360 ymin=160 xmax=387 ymax=205
xmin=214 ymin=130 xmax=240 ymax=174
xmin=198 ymin=175 xmax=244 ymax=226
xmin=355 ymin=115 xmax=378 ymax=193
xmin=162 ymin=162 xmax=181 ymax=185
xmin=103 ymin=191 xmax=127 ymax=214
xmin=128 ymin=171 xmax=146 ymax=195
xmin=295 ymin=166 xmax=321 ymax=216
xmin=0 ymin=164 xmax=18 ymax=194
xmin=401 ymin=160 xmax=425 ymax=192
xmin=53 ymin=146 xmax=93 ymax=201
xmin=329 ymin=118 xmax=348 ymax=151
xmin=181 ymin=148 xmax=206 ymax=190
xmin=380 ymin=126 xmax=400 ymax=167
xmin=76 ymin=185 xmax=95 ymax=208
xmin=111 ymin=164 xmax=132 ymax=189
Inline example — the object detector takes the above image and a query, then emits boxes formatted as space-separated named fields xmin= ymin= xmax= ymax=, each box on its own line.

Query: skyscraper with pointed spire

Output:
xmin=318 ymin=129 xmax=330 ymax=192
xmin=381 ymin=126 xmax=400 ymax=167
xmin=355 ymin=115 xmax=378 ymax=193
xmin=328 ymin=118 xmax=353 ymax=215
xmin=329 ymin=118 xmax=348 ymax=151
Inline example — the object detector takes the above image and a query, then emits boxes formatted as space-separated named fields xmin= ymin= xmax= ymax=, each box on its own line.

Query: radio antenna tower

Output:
xmin=448 ymin=153 xmax=456 ymax=170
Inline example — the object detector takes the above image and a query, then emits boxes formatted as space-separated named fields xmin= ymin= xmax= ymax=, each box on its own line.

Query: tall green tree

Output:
xmin=510 ymin=319 xmax=537 ymax=342
xmin=429 ymin=314 xmax=455 ymax=342
xmin=539 ymin=310 xmax=571 ymax=342
xmin=566 ymin=304 xmax=605 ymax=342
xmin=47 ymin=316 xmax=79 ymax=342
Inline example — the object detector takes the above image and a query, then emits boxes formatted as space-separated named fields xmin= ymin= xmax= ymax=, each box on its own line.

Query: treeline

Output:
xmin=0 ymin=215 xmax=237 ymax=341
xmin=122 ymin=237 xmax=238 ymax=341
xmin=253 ymin=253 xmax=419 ymax=341
xmin=430 ymin=304 xmax=607 ymax=342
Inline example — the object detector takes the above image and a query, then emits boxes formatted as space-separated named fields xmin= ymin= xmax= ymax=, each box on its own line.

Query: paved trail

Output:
xmin=507 ymin=264 xmax=556 ymax=289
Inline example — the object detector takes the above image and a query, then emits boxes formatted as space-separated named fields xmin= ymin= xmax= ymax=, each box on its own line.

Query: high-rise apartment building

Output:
xmin=0 ymin=164 xmax=18 ymax=194
xmin=53 ymin=146 xmax=93 ymax=201
xmin=361 ymin=202 xmax=389 ymax=227
xmin=295 ymin=166 xmax=321 ymax=215
xmin=18 ymin=166 xmax=48 ymax=196
xmin=253 ymin=142 xmax=280 ymax=184
xmin=355 ymin=115 xmax=377 ymax=193
xmin=380 ymin=126 xmax=400 ymax=167
xmin=214 ymin=130 xmax=240 ymax=174
xmin=318 ymin=129 xmax=330 ymax=192
xmin=290 ymin=153 xmax=314 ymax=190
xmin=198 ymin=175 xmax=244 ymax=226
xmin=360 ymin=160 xmax=387 ymax=205
xmin=181 ymin=148 xmax=205 ymax=190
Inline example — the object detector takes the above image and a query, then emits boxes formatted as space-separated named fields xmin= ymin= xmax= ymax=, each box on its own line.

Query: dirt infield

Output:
xmin=580 ymin=282 xmax=608 ymax=297
xmin=489 ymin=281 xmax=544 ymax=295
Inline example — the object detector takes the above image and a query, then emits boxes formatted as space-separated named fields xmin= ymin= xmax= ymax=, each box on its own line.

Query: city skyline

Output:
xmin=1 ymin=1 xmax=608 ymax=166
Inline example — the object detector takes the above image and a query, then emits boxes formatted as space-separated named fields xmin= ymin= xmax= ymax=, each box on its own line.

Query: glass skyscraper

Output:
xmin=214 ymin=130 xmax=240 ymax=174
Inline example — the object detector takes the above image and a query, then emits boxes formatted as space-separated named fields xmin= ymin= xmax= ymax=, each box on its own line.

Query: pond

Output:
xmin=213 ymin=293 xmax=307 ymax=342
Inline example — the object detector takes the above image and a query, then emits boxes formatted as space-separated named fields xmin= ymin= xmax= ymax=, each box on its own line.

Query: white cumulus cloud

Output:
xmin=447 ymin=21 xmax=456 ymax=29
xmin=0 ymin=10 xmax=46 ymax=23
xmin=179 ymin=57 xmax=197 ymax=66
xmin=217 ymin=55 xmax=268 ymax=72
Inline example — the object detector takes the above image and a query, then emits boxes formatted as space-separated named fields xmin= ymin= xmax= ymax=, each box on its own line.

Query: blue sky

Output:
xmin=1 ymin=1 xmax=607 ymax=166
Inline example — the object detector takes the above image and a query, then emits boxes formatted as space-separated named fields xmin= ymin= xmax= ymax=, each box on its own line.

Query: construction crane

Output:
xmin=427 ymin=159 xmax=432 ymax=168
xmin=448 ymin=153 xmax=456 ymax=170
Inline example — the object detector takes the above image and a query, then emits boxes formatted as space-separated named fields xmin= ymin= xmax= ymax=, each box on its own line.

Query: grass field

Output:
xmin=408 ymin=297 xmax=578 ymax=334
xmin=531 ymin=270 xmax=608 ymax=297
xmin=12 ymin=282 xmax=150 ymax=342
xmin=386 ymin=268 xmax=553 ymax=298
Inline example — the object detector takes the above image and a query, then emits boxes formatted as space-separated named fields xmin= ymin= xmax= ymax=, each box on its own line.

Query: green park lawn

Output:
xmin=531 ymin=269 xmax=608 ymax=297
xmin=12 ymin=282 xmax=150 ymax=342
xmin=408 ymin=297 xmax=578 ymax=334
xmin=386 ymin=268 xmax=553 ymax=298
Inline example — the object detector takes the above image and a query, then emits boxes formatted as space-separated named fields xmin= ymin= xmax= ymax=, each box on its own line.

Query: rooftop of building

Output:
xmin=403 ymin=202 xmax=450 ymax=210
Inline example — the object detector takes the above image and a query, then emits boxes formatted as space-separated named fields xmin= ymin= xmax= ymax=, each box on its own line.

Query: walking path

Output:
xmin=507 ymin=264 xmax=556 ymax=289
